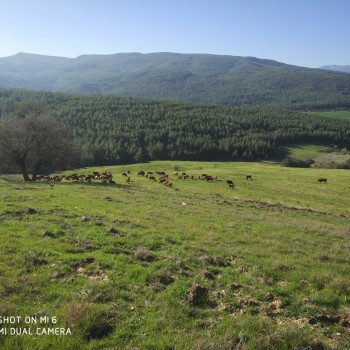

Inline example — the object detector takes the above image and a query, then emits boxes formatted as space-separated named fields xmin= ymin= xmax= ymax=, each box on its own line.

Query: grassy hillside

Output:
xmin=283 ymin=143 xmax=350 ymax=168
xmin=283 ymin=144 xmax=328 ymax=161
xmin=0 ymin=161 xmax=349 ymax=349
xmin=308 ymin=111 xmax=350 ymax=120
xmin=1 ymin=52 xmax=350 ymax=109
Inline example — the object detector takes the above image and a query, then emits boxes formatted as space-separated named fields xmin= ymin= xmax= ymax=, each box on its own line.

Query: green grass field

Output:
xmin=0 ymin=161 xmax=349 ymax=349
xmin=283 ymin=143 xmax=350 ymax=168
xmin=307 ymin=111 xmax=350 ymax=120
xmin=282 ymin=144 xmax=328 ymax=161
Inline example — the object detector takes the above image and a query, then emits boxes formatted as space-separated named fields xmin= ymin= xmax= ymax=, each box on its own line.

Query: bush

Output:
xmin=282 ymin=158 xmax=314 ymax=168
xmin=336 ymin=158 xmax=350 ymax=169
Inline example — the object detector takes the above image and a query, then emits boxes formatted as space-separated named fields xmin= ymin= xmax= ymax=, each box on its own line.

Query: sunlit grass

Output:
xmin=0 ymin=161 xmax=349 ymax=349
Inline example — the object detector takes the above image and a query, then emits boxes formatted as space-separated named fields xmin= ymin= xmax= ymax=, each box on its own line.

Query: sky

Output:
xmin=0 ymin=0 xmax=349 ymax=68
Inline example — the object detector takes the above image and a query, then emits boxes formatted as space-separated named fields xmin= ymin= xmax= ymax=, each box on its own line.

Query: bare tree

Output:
xmin=0 ymin=101 xmax=80 ymax=181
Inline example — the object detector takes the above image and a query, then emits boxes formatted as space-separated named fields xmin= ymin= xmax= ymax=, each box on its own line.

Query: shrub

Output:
xmin=282 ymin=158 xmax=314 ymax=168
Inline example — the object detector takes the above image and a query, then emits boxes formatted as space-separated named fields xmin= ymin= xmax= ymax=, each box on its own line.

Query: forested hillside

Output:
xmin=1 ymin=88 xmax=349 ymax=166
xmin=1 ymin=52 xmax=350 ymax=110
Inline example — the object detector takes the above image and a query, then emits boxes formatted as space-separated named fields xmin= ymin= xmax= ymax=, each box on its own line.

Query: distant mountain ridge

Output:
xmin=319 ymin=65 xmax=350 ymax=74
xmin=1 ymin=52 xmax=350 ymax=109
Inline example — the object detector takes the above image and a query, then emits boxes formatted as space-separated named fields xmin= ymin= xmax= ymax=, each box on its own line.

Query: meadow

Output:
xmin=283 ymin=143 xmax=350 ymax=168
xmin=0 ymin=161 xmax=349 ymax=349
xmin=308 ymin=111 xmax=350 ymax=120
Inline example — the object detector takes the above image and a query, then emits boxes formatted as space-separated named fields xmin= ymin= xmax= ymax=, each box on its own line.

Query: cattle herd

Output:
xmin=37 ymin=169 xmax=239 ymax=189
xmin=37 ymin=170 xmax=116 ymax=184
xmin=36 ymin=169 xmax=333 ymax=189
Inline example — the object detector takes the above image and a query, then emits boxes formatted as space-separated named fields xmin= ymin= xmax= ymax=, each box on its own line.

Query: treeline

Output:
xmin=1 ymin=88 xmax=350 ymax=166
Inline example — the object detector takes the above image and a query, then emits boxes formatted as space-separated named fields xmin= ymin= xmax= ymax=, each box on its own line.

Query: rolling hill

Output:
xmin=1 ymin=52 xmax=350 ymax=109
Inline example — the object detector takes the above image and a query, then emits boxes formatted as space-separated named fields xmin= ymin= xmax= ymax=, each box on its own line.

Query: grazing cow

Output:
xmin=159 ymin=177 xmax=167 ymax=184
xmin=165 ymin=182 xmax=173 ymax=188
xmin=39 ymin=175 xmax=51 ymax=181
xmin=100 ymin=174 xmax=112 ymax=181
xmin=149 ymin=176 xmax=157 ymax=181
xmin=71 ymin=174 xmax=81 ymax=181
xmin=122 ymin=173 xmax=128 ymax=177
xmin=138 ymin=171 xmax=145 ymax=176
xmin=318 ymin=178 xmax=327 ymax=183
xmin=246 ymin=175 xmax=252 ymax=180
xmin=227 ymin=180 xmax=234 ymax=186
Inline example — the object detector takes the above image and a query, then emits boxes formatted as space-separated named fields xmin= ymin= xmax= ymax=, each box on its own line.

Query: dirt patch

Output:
xmin=187 ymin=283 xmax=216 ymax=308
xmin=107 ymin=227 xmax=124 ymax=237
xmin=134 ymin=246 xmax=157 ymax=262
xmin=23 ymin=251 xmax=49 ymax=269
xmin=41 ymin=230 xmax=65 ymax=238
xmin=197 ymin=255 xmax=237 ymax=267
xmin=73 ymin=258 xmax=108 ymax=281
xmin=217 ymin=197 xmax=349 ymax=218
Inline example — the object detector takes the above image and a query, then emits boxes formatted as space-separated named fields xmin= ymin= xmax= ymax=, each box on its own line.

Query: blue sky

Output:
xmin=1 ymin=0 xmax=349 ymax=68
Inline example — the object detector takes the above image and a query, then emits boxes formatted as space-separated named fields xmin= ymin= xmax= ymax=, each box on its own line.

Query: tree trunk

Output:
xmin=18 ymin=159 xmax=31 ymax=181
xmin=31 ymin=162 xmax=42 ymax=181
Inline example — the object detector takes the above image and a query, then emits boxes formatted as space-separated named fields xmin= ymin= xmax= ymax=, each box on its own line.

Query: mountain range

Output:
xmin=319 ymin=65 xmax=350 ymax=74
xmin=1 ymin=52 xmax=350 ymax=109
